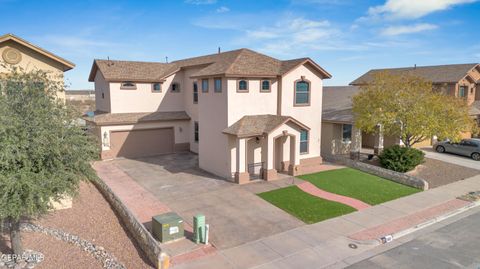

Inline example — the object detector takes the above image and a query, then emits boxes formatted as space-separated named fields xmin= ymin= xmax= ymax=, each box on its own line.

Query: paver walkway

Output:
xmin=298 ymin=182 xmax=371 ymax=210
xmin=348 ymin=198 xmax=470 ymax=241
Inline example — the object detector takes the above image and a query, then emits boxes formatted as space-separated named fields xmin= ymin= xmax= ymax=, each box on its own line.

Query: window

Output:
xmin=459 ymin=86 xmax=467 ymax=97
xmin=171 ymin=82 xmax=180 ymax=93
xmin=194 ymin=122 xmax=199 ymax=142
xmin=342 ymin=124 xmax=353 ymax=142
xmin=193 ymin=82 xmax=198 ymax=103
xmin=152 ymin=83 xmax=161 ymax=92
xmin=295 ymin=79 xmax=310 ymax=105
xmin=237 ymin=79 xmax=248 ymax=92
xmin=300 ymin=130 xmax=309 ymax=154
xmin=214 ymin=78 xmax=222 ymax=93
xmin=202 ymin=79 xmax=209 ymax=93
xmin=120 ymin=81 xmax=136 ymax=89
xmin=261 ymin=80 xmax=271 ymax=92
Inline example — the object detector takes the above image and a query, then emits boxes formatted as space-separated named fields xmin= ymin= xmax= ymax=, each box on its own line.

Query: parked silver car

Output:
xmin=434 ymin=139 xmax=480 ymax=161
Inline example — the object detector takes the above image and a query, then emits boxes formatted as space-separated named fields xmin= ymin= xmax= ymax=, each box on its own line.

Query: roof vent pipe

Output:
xmin=414 ymin=64 xmax=416 ymax=69
xmin=218 ymin=47 xmax=221 ymax=54
xmin=165 ymin=56 xmax=169 ymax=63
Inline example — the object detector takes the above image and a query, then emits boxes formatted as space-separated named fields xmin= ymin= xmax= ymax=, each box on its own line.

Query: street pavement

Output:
xmin=422 ymin=148 xmax=480 ymax=170
xmin=347 ymin=207 xmax=480 ymax=269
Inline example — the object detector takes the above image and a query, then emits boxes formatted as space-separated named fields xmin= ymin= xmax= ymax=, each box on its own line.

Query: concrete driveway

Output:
xmin=110 ymin=152 xmax=303 ymax=249
xmin=422 ymin=148 xmax=480 ymax=170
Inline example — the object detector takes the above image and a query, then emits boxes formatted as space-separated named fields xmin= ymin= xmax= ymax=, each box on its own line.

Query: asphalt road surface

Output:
xmin=348 ymin=209 xmax=480 ymax=269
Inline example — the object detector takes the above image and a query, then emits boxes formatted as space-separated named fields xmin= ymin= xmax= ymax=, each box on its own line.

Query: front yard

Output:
xmin=258 ymin=168 xmax=421 ymax=224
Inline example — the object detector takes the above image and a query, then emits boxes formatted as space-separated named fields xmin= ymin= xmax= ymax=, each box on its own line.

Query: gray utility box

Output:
xmin=152 ymin=212 xmax=184 ymax=243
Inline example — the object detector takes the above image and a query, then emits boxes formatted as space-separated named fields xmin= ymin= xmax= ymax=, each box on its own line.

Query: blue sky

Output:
xmin=1 ymin=0 xmax=479 ymax=89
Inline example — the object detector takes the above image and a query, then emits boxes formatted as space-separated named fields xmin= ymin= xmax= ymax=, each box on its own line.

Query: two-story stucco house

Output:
xmin=0 ymin=33 xmax=75 ymax=100
xmin=86 ymin=49 xmax=331 ymax=183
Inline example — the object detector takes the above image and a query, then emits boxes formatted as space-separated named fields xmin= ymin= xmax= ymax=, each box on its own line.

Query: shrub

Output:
xmin=379 ymin=145 xmax=425 ymax=172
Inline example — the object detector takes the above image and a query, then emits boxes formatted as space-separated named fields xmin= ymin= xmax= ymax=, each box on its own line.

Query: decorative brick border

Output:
xmin=91 ymin=176 xmax=168 ymax=269
xmin=324 ymin=155 xmax=429 ymax=190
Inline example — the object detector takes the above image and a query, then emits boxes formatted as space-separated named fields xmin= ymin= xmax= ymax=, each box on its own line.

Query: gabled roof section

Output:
xmin=88 ymin=60 xmax=178 ymax=82
xmin=322 ymin=86 xmax=360 ymax=124
xmin=351 ymin=63 xmax=480 ymax=85
xmin=0 ymin=33 xmax=75 ymax=71
xmin=89 ymin=48 xmax=332 ymax=82
xmin=223 ymin=114 xmax=309 ymax=138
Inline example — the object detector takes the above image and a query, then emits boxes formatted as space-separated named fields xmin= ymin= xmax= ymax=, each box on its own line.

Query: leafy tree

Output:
xmin=353 ymin=72 xmax=477 ymax=148
xmin=0 ymin=65 xmax=98 ymax=256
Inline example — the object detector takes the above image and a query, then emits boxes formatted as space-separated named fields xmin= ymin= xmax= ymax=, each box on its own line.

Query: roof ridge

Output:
xmin=369 ymin=63 xmax=479 ymax=71
xmin=224 ymin=49 xmax=250 ymax=74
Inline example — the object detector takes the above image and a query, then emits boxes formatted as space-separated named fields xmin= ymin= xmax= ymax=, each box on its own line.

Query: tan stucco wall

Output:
xmin=280 ymin=64 xmax=323 ymax=160
xmin=321 ymin=122 xmax=342 ymax=157
xmin=94 ymin=71 xmax=111 ymax=112
xmin=0 ymin=40 xmax=67 ymax=100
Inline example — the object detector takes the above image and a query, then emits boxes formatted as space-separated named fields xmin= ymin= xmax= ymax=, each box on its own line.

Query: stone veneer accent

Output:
xmin=325 ymin=155 xmax=429 ymax=190
xmin=92 ymin=177 xmax=168 ymax=269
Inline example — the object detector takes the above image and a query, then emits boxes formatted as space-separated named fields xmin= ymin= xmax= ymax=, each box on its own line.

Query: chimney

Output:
xmin=218 ymin=47 xmax=221 ymax=54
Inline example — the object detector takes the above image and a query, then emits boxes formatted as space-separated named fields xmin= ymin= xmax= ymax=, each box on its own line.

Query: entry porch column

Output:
xmin=350 ymin=125 xmax=362 ymax=160
xmin=234 ymin=138 xmax=249 ymax=184
xmin=288 ymin=134 xmax=301 ymax=176
xmin=264 ymin=134 xmax=278 ymax=181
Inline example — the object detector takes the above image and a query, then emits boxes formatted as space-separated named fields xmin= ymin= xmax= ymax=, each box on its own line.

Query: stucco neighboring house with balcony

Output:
xmin=0 ymin=33 xmax=75 ymax=100
xmin=86 ymin=48 xmax=331 ymax=183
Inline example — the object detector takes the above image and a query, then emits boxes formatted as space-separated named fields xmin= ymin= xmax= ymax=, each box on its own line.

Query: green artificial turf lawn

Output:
xmin=299 ymin=168 xmax=421 ymax=205
xmin=257 ymin=186 xmax=356 ymax=224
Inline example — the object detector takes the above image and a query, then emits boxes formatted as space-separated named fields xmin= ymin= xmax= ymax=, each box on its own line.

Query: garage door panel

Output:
xmin=110 ymin=128 xmax=174 ymax=158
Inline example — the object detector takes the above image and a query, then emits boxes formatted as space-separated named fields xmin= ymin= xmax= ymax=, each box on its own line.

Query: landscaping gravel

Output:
xmin=1 ymin=181 xmax=153 ymax=269
xmin=407 ymin=158 xmax=480 ymax=188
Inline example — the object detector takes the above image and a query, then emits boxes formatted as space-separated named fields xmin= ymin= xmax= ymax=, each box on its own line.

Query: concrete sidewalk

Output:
xmin=175 ymin=174 xmax=480 ymax=269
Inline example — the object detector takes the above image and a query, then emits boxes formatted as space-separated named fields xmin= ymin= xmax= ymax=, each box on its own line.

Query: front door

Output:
xmin=248 ymin=162 xmax=264 ymax=180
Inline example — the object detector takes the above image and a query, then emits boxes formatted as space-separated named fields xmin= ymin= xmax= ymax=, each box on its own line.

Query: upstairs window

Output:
xmin=237 ymin=79 xmax=248 ymax=92
xmin=171 ymin=82 xmax=180 ymax=93
xmin=193 ymin=82 xmax=198 ymax=103
xmin=261 ymin=80 xmax=271 ymax=92
xmin=214 ymin=78 xmax=222 ymax=93
xmin=295 ymin=79 xmax=310 ymax=106
xmin=300 ymin=130 xmax=309 ymax=154
xmin=459 ymin=86 xmax=467 ymax=97
xmin=120 ymin=81 xmax=136 ymax=89
xmin=152 ymin=83 xmax=162 ymax=92
xmin=202 ymin=79 xmax=209 ymax=93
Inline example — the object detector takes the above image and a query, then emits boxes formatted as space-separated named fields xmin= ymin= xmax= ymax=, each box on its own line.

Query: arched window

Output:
xmin=261 ymin=80 xmax=270 ymax=92
xmin=294 ymin=79 xmax=310 ymax=105
xmin=238 ymin=79 xmax=248 ymax=92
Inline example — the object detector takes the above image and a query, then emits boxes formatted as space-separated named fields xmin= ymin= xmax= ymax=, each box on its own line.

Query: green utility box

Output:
xmin=193 ymin=214 xmax=206 ymax=244
xmin=152 ymin=212 xmax=184 ymax=243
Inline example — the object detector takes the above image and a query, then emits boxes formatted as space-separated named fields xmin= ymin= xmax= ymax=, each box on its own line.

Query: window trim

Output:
xmin=294 ymin=78 xmax=311 ymax=106
xmin=201 ymin=79 xmax=209 ymax=93
xmin=300 ymin=129 xmax=309 ymax=155
xmin=193 ymin=81 xmax=198 ymax=104
xmin=151 ymin=82 xmax=162 ymax=93
xmin=120 ymin=81 xmax=137 ymax=90
xmin=194 ymin=121 xmax=199 ymax=143
xmin=458 ymin=85 xmax=468 ymax=98
xmin=237 ymin=79 xmax=249 ymax=92
xmin=214 ymin=77 xmax=222 ymax=93
xmin=260 ymin=79 xmax=271 ymax=92
xmin=170 ymin=82 xmax=181 ymax=93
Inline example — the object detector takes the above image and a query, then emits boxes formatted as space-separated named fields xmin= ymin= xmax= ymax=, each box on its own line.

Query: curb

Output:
xmin=351 ymin=200 xmax=480 ymax=246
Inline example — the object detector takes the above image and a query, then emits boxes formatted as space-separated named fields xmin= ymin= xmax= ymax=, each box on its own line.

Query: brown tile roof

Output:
xmin=351 ymin=63 xmax=480 ymax=85
xmin=89 ymin=48 xmax=331 ymax=82
xmin=322 ymin=86 xmax=359 ymax=123
xmin=223 ymin=114 xmax=309 ymax=137
xmin=84 ymin=111 xmax=190 ymax=126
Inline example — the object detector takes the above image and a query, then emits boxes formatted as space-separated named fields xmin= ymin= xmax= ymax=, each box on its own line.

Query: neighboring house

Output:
xmin=321 ymin=63 xmax=480 ymax=159
xmin=352 ymin=63 xmax=480 ymax=137
xmin=86 ymin=48 xmax=331 ymax=183
xmin=321 ymin=86 xmax=401 ymax=157
xmin=0 ymin=33 xmax=75 ymax=100
xmin=65 ymin=89 xmax=96 ymax=114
